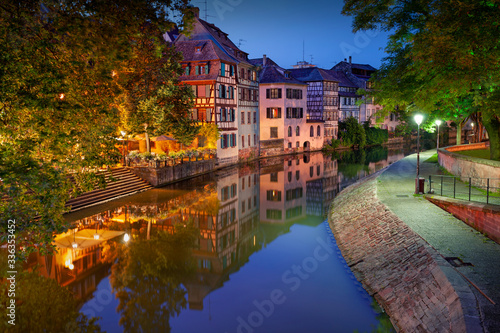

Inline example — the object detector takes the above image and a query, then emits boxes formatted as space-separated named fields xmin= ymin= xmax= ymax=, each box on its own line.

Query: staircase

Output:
xmin=66 ymin=168 xmax=153 ymax=212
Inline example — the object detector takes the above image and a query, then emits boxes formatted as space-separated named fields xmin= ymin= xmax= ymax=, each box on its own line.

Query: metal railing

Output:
xmin=428 ymin=175 xmax=500 ymax=205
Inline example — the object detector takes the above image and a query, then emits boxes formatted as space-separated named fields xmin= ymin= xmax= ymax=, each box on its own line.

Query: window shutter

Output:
xmin=278 ymin=89 xmax=282 ymax=99
xmin=231 ymin=108 xmax=235 ymax=122
xmin=195 ymin=66 xmax=199 ymax=75
xmin=205 ymin=64 xmax=209 ymax=74
xmin=230 ymin=65 xmax=234 ymax=76
xmin=266 ymin=108 xmax=270 ymax=119
xmin=278 ymin=108 xmax=282 ymax=118
xmin=266 ymin=89 xmax=270 ymax=99
xmin=300 ymin=108 xmax=303 ymax=118
xmin=221 ymin=63 xmax=225 ymax=76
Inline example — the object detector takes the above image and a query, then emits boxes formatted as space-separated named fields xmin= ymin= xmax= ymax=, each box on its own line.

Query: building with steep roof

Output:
xmin=250 ymin=56 xmax=324 ymax=156
xmin=173 ymin=7 xmax=259 ymax=165
xmin=288 ymin=67 xmax=339 ymax=141
xmin=331 ymin=57 xmax=400 ymax=132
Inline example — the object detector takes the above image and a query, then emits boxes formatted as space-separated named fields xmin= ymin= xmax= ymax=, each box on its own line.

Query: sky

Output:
xmin=188 ymin=0 xmax=390 ymax=69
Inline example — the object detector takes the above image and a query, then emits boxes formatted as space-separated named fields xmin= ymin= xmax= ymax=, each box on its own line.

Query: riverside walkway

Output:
xmin=329 ymin=149 xmax=500 ymax=332
xmin=378 ymin=149 xmax=500 ymax=332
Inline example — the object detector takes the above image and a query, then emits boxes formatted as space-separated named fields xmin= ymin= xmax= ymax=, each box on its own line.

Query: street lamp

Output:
xmin=435 ymin=120 xmax=442 ymax=150
xmin=471 ymin=122 xmax=474 ymax=144
xmin=414 ymin=114 xmax=424 ymax=194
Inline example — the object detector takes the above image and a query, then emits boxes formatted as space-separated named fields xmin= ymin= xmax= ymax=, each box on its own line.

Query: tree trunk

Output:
xmin=456 ymin=122 xmax=462 ymax=145
xmin=145 ymin=131 xmax=150 ymax=153
xmin=482 ymin=113 xmax=500 ymax=161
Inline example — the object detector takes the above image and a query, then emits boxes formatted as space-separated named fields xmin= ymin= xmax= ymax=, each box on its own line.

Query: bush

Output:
xmin=338 ymin=117 xmax=366 ymax=147
xmin=364 ymin=124 xmax=388 ymax=145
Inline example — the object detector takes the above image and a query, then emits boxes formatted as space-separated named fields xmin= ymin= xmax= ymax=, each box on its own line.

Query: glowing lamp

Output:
xmin=414 ymin=114 xmax=423 ymax=125
xmin=124 ymin=233 xmax=130 ymax=242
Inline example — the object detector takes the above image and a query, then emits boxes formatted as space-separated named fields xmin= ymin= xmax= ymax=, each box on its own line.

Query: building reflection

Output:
xmin=26 ymin=149 xmax=401 ymax=315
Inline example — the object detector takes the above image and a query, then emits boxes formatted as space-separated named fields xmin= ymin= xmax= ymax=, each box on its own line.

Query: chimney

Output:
xmin=263 ymin=54 xmax=267 ymax=66
xmin=191 ymin=6 xmax=200 ymax=19
xmin=349 ymin=56 xmax=352 ymax=64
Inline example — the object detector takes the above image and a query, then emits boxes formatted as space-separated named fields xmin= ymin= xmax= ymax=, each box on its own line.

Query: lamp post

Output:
xmin=471 ymin=122 xmax=474 ymax=144
xmin=435 ymin=120 xmax=442 ymax=151
xmin=414 ymin=114 xmax=424 ymax=194
xmin=120 ymin=130 xmax=126 ymax=166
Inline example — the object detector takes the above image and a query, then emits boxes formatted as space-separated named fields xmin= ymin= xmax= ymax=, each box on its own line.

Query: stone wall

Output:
xmin=259 ymin=139 xmax=284 ymax=158
xmin=426 ymin=196 xmax=500 ymax=244
xmin=130 ymin=159 xmax=215 ymax=187
xmin=329 ymin=175 xmax=467 ymax=332
xmin=439 ymin=143 xmax=500 ymax=189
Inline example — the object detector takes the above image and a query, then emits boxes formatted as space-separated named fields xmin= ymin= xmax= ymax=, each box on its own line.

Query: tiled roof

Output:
xmin=331 ymin=61 xmax=377 ymax=72
xmin=326 ymin=70 xmax=358 ymax=88
xmin=288 ymin=67 xmax=339 ymax=82
xmin=258 ymin=65 xmax=305 ymax=85
xmin=249 ymin=57 xmax=280 ymax=68
xmin=175 ymin=40 xmax=235 ymax=63
xmin=197 ymin=18 xmax=252 ymax=66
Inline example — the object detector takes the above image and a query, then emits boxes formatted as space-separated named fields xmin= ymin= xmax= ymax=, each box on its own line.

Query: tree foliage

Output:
xmin=110 ymin=223 xmax=198 ymax=332
xmin=0 ymin=271 xmax=102 ymax=332
xmin=0 ymin=0 xmax=193 ymax=259
xmin=343 ymin=0 xmax=500 ymax=159
xmin=339 ymin=117 xmax=367 ymax=147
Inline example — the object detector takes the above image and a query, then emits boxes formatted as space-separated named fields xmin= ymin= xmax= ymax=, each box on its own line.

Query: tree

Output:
xmin=338 ymin=116 xmax=366 ymax=147
xmin=343 ymin=0 xmax=500 ymax=160
xmin=0 ymin=271 xmax=102 ymax=332
xmin=0 ymin=0 xmax=193 ymax=260
xmin=119 ymin=28 xmax=199 ymax=151
xmin=110 ymin=223 xmax=198 ymax=332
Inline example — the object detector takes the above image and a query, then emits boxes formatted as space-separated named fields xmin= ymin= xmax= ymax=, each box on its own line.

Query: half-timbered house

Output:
xmin=288 ymin=67 xmax=340 ymax=141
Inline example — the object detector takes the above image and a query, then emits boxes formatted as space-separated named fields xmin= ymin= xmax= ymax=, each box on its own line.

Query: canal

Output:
xmin=22 ymin=146 xmax=405 ymax=332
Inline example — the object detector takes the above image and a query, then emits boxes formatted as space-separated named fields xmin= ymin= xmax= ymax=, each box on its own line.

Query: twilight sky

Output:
xmin=189 ymin=0 xmax=390 ymax=69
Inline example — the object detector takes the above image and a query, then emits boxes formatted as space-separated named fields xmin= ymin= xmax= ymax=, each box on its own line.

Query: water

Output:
xmin=22 ymin=147 xmax=404 ymax=332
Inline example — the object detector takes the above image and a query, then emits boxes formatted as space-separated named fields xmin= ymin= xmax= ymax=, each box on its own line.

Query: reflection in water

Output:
xmin=21 ymin=148 xmax=403 ymax=332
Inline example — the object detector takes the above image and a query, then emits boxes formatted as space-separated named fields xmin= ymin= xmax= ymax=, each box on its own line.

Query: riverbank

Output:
xmin=328 ymin=150 xmax=500 ymax=332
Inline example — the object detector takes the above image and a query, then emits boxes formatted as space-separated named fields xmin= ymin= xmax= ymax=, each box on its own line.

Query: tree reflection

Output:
xmin=109 ymin=222 xmax=198 ymax=332
xmin=0 ymin=270 xmax=101 ymax=333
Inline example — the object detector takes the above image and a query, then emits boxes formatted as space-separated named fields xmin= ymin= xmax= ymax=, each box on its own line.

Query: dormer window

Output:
xmin=195 ymin=46 xmax=202 ymax=53
xmin=284 ymin=72 xmax=290 ymax=78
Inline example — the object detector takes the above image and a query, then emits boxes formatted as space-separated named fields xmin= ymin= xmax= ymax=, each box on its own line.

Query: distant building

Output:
xmin=173 ymin=7 xmax=259 ymax=165
xmin=250 ymin=56 xmax=324 ymax=156
xmin=331 ymin=56 xmax=400 ymax=132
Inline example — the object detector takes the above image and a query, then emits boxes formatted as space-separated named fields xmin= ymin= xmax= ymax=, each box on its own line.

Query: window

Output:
xmin=266 ymin=108 xmax=282 ymax=119
xmin=266 ymin=88 xmax=282 ymax=99
xmin=310 ymin=166 xmax=314 ymax=177
xmin=286 ymin=187 xmax=303 ymax=201
xmin=248 ymin=135 xmax=251 ymax=147
xmin=286 ymin=89 xmax=303 ymax=99
xmin=288 ymin=142 xmax=292 ymax=148
xmin=242 ymin=177 xmax=245 ymax=190
xmin=230 ymin=65 xmax=234 ymax=76
xmin=266 ymin=209 xmax=282 ymax=220
xmin=185 ymin=66 xmax=190 ymax=75
xmin=248 ymin=112 xmax=251 ymax=124
xmin=241 ymin=111 xmax=245 ymax=124
xmin=221 ymin=134 xmax=228 ymax=148
xmin=270 ymin=172 xmax=278 ymax=182
xmin=288 ymin=126 xmax=292 ymax=137
xmin=310 ymin=126 xmax=314 ymax=137
xmin=296 ymin=126 xmax=300 ymax=136
xmin=286 ymin=206 xmax=302 ymax=219
xmin=253 ymin=112 xmax=257 ymax=123
xmin=317 ymin=125 xmax=321 ymax=136
xmin=288 ymin=172 xmax=292 ymax=182
xmin=286 ymin=108 xmax=303 ymax=119
xmin=242 ymin=201 xmax=245 ymax=213
xmin=317 ymin=165 xmax=321 ymax=176
xmin=266 ymin=190 xmax=282 ymax=202
xmin=295 ymin=170 xmax=300 ymax=180
xmin=242 ymin=135 xmax=245 ymax=148
xmin=270 ymin=127 xmax=278 ymax=138
xmin=254 ymin=134 xmax=257 ymax=146
xmin=219 ymin=85 xmax=226 ymax=98
xmin=296 ymin=141 xmax=300 ymax=148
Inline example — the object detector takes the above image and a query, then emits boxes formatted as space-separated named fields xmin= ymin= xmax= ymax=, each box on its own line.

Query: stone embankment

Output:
xmin=329 ymin=173 xmax=467 ymax=332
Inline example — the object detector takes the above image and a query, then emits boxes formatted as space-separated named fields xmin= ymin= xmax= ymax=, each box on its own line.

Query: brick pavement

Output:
xmin=329 ymin=173 xmax=478 ymax=332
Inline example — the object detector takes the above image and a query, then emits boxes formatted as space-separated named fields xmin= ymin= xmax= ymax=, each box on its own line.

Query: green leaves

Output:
xmin=343 ymin=0 xmax=500 ymax=159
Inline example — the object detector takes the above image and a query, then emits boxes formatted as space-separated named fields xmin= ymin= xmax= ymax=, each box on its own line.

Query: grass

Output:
xmin=454 ymin=148 xmax=490 ymax=159
xmin=423 ymin=153 xmax=438 ymax=163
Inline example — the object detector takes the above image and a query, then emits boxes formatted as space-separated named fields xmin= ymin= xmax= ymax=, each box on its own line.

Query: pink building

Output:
xmin=250 ymin=56 xmax=324 ymax=157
